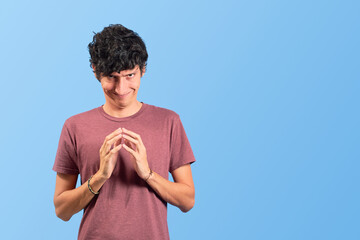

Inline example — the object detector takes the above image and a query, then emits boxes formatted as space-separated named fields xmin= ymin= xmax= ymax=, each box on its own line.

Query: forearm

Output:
xmin=146 ymin=171 xmax=195 ymax=212
xmin=54 ymin=173 xmax=106 ymax=221
xmin=120 ymin=128 xmax=195 ymax=212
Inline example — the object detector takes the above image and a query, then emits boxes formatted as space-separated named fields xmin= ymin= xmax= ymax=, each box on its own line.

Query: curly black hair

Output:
xmin=88 ymin=24 xmax=148 ymax=80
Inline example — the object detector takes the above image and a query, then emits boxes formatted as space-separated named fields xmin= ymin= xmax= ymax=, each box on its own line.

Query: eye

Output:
xmin=127 ymin=73 xmax=135 ymax=78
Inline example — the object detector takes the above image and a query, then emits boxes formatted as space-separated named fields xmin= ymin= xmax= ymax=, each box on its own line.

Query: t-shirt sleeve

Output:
xmin=169 ymin=115 xmax=196 ymax=172
xmin=52 ymin=121 xmax=79 ymax=175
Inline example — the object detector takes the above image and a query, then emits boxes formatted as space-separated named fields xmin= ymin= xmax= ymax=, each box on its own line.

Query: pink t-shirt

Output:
xmin=53 ymin=103 xmax=195 ymax=240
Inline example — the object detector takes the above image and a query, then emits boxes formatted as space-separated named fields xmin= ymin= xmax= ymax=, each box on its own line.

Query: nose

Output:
xmin=115 ymin=78 xmax=128 ymax=95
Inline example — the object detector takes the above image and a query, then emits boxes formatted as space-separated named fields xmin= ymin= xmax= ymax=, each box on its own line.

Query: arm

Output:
xmin=54 ymin=128 xmax=123 ymax=221
xmin=122 ymin=128 xmax=195 ymax=212
xmin=146 ymin=164 xmax=195 ymax=212
xmin=53 ymin=172 xmax=106 ymax=221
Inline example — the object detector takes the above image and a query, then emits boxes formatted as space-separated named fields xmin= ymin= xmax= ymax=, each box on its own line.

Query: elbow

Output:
xmin=55 ymin=208 xmax=71 ymax=222
xmin=55 ymin=209 xmax=72 ymax=222
xmin=54 ymin=199 xmax=72 ymax=222
xmin=180 ymin=187 xmax=195 ymax=213
xmin=180 ymin=198 xmax=195 ymax=213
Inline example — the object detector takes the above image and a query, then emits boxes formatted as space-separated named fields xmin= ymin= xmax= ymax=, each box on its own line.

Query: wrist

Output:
xmin=144 ymin=168 xmax=153 ymax=182
xmin=88 ymin=175 xmax=100 ymax=195
xmin=96 ymin=169 xmax=111 ymax=181
xmin=89 ymin=172 xmax=108 ymax=192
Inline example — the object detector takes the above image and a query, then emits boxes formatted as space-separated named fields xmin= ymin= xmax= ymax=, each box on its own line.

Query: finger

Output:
xmin=122 ymin=134 xmax=139 ymax=146
xmin=106 ymin=128 xmax=123 ymax=140
xmin=101 ymin=128 xmax=122 ymax=152
xmin=115 ymin=137 xmax=122 ymax=147
xmin=122 ymin=128 xmax=144 ymax=145
xmin=122 ymin=128 xmax=141 ymax=141
xmin=107 ymin=143 xmax=122 ymax=155
xmin=122 ymin=143 xmax=137 ymax=158
xmin=124 ymin=138 xmax=136 ymax=152
xmin=105 ymin=134 xmax=123 ymax=153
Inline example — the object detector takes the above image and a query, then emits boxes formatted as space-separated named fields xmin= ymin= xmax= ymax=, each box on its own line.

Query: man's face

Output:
xmin=98 ymin=66 xmax=144 ymax=109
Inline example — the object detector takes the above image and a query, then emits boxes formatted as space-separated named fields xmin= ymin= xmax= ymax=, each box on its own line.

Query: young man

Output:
xmin=53 ymin=24 xmax=196 ymax=240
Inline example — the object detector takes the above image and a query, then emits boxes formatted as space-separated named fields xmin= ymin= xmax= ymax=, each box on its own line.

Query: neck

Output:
xmin=102 ymin=101 xmax=143 ymax=118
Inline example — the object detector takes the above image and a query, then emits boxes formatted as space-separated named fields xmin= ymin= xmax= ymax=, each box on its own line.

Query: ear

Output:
xmin=141 ymin=66 xmax=146 ymax=77
xmin=92 ymin=65 xmax=99 ymax=80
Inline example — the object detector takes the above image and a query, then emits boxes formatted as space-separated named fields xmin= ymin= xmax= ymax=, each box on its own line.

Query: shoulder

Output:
xmin=63 ymin=107 xmax=101 ymax=129
xmin=143 ymin=103 xmax=180 ymax=121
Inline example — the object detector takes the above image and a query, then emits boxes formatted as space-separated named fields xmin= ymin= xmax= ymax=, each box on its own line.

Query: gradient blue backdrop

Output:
xmin=0 ymin=0 xmax=359 ymax=239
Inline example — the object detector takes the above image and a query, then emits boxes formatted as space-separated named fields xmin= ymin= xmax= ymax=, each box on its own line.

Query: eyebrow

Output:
xmin=109 ymin=68 xmax=139 ymax=77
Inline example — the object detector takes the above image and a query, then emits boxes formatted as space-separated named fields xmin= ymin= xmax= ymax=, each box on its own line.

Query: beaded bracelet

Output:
xmin=88 ymin=175 xmax=100 ymax=195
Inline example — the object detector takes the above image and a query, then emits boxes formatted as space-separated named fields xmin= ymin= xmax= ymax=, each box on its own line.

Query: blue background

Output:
xmin=0 ymin=0 xmax=359 ymax=239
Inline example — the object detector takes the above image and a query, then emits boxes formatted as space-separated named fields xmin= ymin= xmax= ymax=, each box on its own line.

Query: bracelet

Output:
xmin=88 ymin=175 xmax=100 ymax=195
xmin=144 ymin=169 xmax=153 ymax=182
